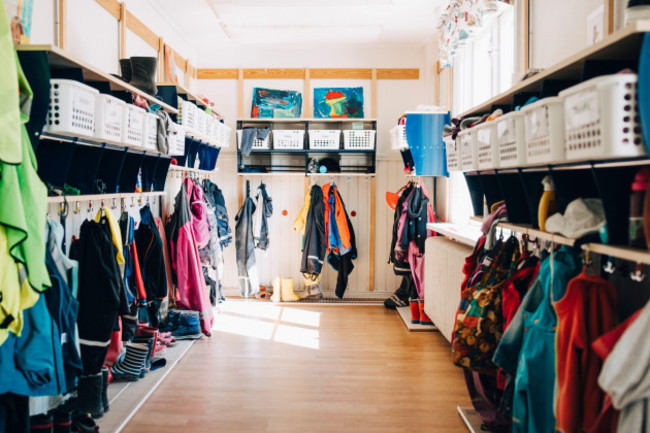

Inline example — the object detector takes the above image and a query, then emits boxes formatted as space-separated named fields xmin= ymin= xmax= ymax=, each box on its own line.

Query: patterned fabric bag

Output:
xmin=452 ymin=235 xmax=520 ymax=373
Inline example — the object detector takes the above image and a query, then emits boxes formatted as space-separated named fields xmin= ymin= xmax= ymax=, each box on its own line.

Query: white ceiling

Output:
xmin=151 ymin=0 xmax=445 ymax=47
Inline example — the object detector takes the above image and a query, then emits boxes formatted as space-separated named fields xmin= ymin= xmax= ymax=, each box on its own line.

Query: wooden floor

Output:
xmin=122 ymin=304 xmax=471 ymax=433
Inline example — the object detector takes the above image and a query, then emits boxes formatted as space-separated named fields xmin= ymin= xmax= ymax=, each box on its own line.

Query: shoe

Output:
xmin=132 ymin=335 xmax=156 ymax=377
xmin=418 ymin=299 xmax=434 ymax=326
xmin=384 ymin=294 xmax=408 ymax=310
xmin=257 ymin=286 xmax=271 ymax=300
xmin=76 ymin=373 xmax=104 ymax=419
xmin=119 ymin=58 xmax=132 ymax=82
xmin=129 ymin=56 xmax=158 ymax=96
xmin=409 ymin=299 xmax=420 ymax=324
xmin=162 ymin=309 xmax=181 ymax=333
xmin=158 ymin=332 xmax=176 ymax=347
xmin=270 ymin=277 xmax=282 ymax=302
xmin=100 ymin=367 xmax=109 ymax=414
xmin=30 ymin=413 xmax=53 ymax=433
xmin=71 ymin=412 xmax=99 ymax=433
xmin=110 ymin=342 xmax=149 ymax=382
xmin=51 ymin=406 xmax=71 ymax=433
xmin=171 ymin=312 xmax=203 ymax=340
xmin=281 ymin=278 xmax=300 ymax=302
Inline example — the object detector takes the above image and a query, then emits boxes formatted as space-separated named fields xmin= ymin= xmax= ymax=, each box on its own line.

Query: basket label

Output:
xmin=527 ymin=108 xmax=548 ymax=139
xmin=498 ymin=118 xmax=515 ymax=141
xmin=477 ymin=128 xmax=491 ymax=146
xmin=565 ymin=89 xmax=600 ymax=130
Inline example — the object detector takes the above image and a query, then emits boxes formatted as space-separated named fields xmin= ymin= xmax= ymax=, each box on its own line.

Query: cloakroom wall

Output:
xmin=195 ymin=43 xmax=437 ymax=296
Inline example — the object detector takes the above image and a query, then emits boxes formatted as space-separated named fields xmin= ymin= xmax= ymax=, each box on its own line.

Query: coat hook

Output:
xmin=603 ymin=256 xmax=616 ymax=274
xmin=131 ymin=197 xmax=135 ymax=207
xmin=74 ymin=201 xmax=80 ymax=214
xmin=88 ymin=201 xmax=93 ymax=213
xmin=112 ymin=198 xmax=117 ymax=209
xmin=100 ymin=199 xmax=105 ymax=209
xmin=631 ymin=263 xmax=646 ymax=282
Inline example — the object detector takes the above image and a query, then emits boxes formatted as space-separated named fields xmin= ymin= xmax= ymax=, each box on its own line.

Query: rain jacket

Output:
xmin=322 ymin=183 xmax=351 ymax=253
xmin=326 ymin=190 xmax=357 ymax=298
xmin=300 ymin=185 xmax=326 ymax=279
xmin=169 ymin=181 xmax=213 ymax=335
xmin=235 ymin=196 xmax=260 ymax=298
xmin=204 ymin=181 xmax=232 ymax=248
xmin=253 ymin=183 xmax=273 ymax=251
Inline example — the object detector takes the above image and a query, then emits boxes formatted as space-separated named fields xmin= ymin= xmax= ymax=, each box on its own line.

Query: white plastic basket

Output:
xmin=475 ymin=121 xmax=499 ymax=170
xmin=309 ymin=130 xmax=341 ymax=150
xmin=237 ymin=129 xmax=271 ymax=150
xmin=444 ymin=135 xmax=461 ymax=172
xmin=522 ymin=97 xmax=566 ymax=164
xmin=167 ymin=122 xmax=185 ymax=156
xmin=390 ymin=125 xmax=409 ymax=150
xmin=273 ymin=129 xmax=305 ymax=149
xmin=122 ymin=104 xmax=146 ymax=147
xmin=343 ymin=130 xmax=376 ymax=150
xmin=205 ymin=116 xmax=217 ymax=144
xmin=218 ymin=123 xmax=231 ymax=148
xmin=195 ymin=110 xmax=207 ymax=136
xmin=179 ymin=99 xmax=197 ymax=133
xmin=94 ymin=94 xmax=125 ymax=142
xmin=458 ymin=128 xmax=478 ymax=171
xmin=496 ymin=111 xmax=526 ymax=168
xmin=45 ymin=79 xmax=98 ymax=138
xmin=143 ymin=112 xmax=158 ymax=151
xmin=560 ymin=73 xmax=646 ymax=161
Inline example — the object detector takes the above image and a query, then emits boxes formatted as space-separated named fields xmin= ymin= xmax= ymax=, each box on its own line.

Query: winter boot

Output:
xmin=71 ymin=412 xmax=99 ymax=433
xmin=76 ymin=373 xmax=104 ymax=419
xmin=129 ymin=57 xmax=158 ymax=96
xmin=132 ymin=335 xmax=155 ymax=377
xmin=119 ymin=58 xmax=132 ymax=82
xmin=162 ymin=309 xmax=181 ymax=333
xmin=51 ymin=407 xmax=71 ymax=433
xmin=172 ymin=311 xmax=203 ymax=340
xmin=110 ymin=342 xmax=149 ymax=382
xmin=281 ymin=278 xmax=300 ymax=302
xmin=100 ymin=367 xmax=109 ymax=414
xmin=270 ymin=277 xmax=282 ymax=302
xmin=409 ymin=299 xmax=420 ymax=324
xmin=30 ymin=413 xmax=53 ymax=433
xmin=418 ymin=299 xmax=434 ymax=326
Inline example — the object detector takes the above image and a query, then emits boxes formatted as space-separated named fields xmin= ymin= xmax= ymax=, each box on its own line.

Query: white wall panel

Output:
xmin=67 ymin=0 xmax=119 ymax=74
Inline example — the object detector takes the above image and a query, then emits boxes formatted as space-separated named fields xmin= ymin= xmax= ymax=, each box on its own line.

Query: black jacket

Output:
xmin=327 ymin=191 xmax=357 ymax=298
xmin=389 ymin=183 xmax=415 ymax=273
xmin=402 ymin=185 xmax=430 ymax=254
xmin=301 ymin=185 xmax=326 ymax=279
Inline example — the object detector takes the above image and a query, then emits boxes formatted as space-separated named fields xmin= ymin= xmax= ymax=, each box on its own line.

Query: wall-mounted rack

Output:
xmin=47 ymin=191 xmax=164 ymax=204
xmin=168 ymin=164 xmax=218 ymax=177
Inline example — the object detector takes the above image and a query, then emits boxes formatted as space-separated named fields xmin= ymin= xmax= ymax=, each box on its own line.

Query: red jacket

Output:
xmin=554 ymin=271 xmax=617 ymax=433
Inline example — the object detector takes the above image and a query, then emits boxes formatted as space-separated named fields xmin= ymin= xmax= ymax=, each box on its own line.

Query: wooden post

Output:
xmin=238 ymin=68 xmax=244 ymax=118
xmin=434 ymin=61 xmax=441 ymax=106
xmin=303 ymin=68 xmax=310 ymax=118
xmin=371 ymin=68 xmax=378 ymax=118
xmin=185 ymin=62 xmax=191 ymax=88
xmin=238 ymin=177 xmax=244 ymax=210
xmin=447 ymin=67 xmax=453 ymax=111
xmin=158 ymin=38 xmax=165 ymax=83
xmin=57 ymin=0 xmax=67 ymax=49
xmin=304 ymin=176 xmax=309 ymax=195
xmin=604 ymin=0 xmax=615 ymax=35
xmin=369 ymin=176 xmax=376 ymax=291
xmin=119 ymin=3 xmax=126 ymax=59
xmin=523 ymin=0 xmax=530 ymax=72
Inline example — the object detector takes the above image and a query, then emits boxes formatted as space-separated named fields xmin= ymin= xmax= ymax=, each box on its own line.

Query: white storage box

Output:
xmin=122 ymin=104 xmax=146 ymax=147
xmin=475 ymin=121 xmax=499 ymax=170
xmin=444 ymin=135 xmax=461 ymax=172
xmin=195 ymin=110 xmax=207 ymax=136
xmin=94 ymin=94 xmax=125 ymax=142
xmin=205 ymin=116 xmax=217 ymax=145
xmin=273 ymin=129 xmax=305 ymax=150
xmin=218 ymin=123 xmax=231 ymax=148
xmin=309 ymin=130 xmax=341 ymax=150
xmin=560 ymin=73 xmax=646 ymax=161
xmin=167 ymin=122 xmax=185 ymax=156
xmin=390 ymin=125 xmax=409 ymax=150
xmin=458 ymin=128 xmax=478 ymax=171
xmin=522 ymin=97 xmax=566 ymax=164
xmin=45 ymin=79 xmax=98 ymax=138
xmin=496 ymin=111 xmax=526 ymax=168
xmin=343 ymin=129 xmax=376 ymax=150
xmin=143 ymin=112 xmax=158 ymax=151
xmin=237 ymin=129 xmax=271 ymax=150
xmin=179 ymin=99 xmax=197 ymax=133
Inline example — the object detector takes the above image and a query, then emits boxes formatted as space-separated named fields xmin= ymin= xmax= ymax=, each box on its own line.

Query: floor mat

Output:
xmin=226 ymin=297 xmax=385 ymax=305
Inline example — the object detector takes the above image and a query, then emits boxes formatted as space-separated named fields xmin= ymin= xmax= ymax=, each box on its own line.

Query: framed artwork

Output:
xmin=251 ymin=88 xmax=302 ymax=118
xmin=314 ymin=87 xmax=364 ymax=119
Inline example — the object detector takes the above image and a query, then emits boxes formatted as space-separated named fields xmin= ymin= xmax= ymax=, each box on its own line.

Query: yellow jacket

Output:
xmin=95 ymin=207 xmax=125 ymax=265
xmin=292 ymin=191 xmax=312 ymax=234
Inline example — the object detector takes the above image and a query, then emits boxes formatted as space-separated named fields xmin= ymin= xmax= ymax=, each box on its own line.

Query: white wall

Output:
xmin=196 ymin=43 xmax=433 ymax=296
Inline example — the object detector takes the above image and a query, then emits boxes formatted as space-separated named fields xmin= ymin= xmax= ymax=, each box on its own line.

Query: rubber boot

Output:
xmin=30 ymin=413 xmax=53 ymax=433
xmin=100 ymin=367 xmax=110 ymax=414
xmin=409 ymin=298 xmax=420 ymax=324
xmin=418 ymin=299 xmax=434 ymax=326
xmin=270 ymin=277 xmax=282 ymax=302
xmin=129 ymin=56 xmax=158 ymax=96
xmin=119 ymin=58 xmax=132 ymax=82
xmin=51 ymin=407 xmax=72 ymax=433
xmin=110 ymin=342 xmax=149 ymax=382
xmin=76 ymin=373 xmax=104 ymax=419
xmin=281 ymin=278 xmax=300 ymax=302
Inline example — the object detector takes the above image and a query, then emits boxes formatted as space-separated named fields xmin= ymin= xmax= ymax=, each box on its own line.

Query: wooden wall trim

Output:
xmin=196 ymin=68 xmax=421 ymax=80
xmin=58 ymin=0 xmax=67 ymax=49
xmin=605 ymin=0 xmax=615 ymax=35
xmin=95 ymin=0 xmax=120 ymax=20
xmin=126 ymin=9 xmax=159 ymax=50
xmin=172 ymin=48 xmax=187 ymax=71
xmin=237 ymin=68 xmax=244 ymax=118
xmin=371 ymin=68 xmax=377 ymax=118
xmin=119 ymin=3 xmax=126 ymax=59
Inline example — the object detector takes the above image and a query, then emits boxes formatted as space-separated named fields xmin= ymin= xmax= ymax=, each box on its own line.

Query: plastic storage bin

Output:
xmin=122 ymin=104 xmax=146 ymax=147
xmin=218 ymin=123 xmax=231 ymax=148
xmin=560 ymin=73 xmax=646 ymax=161
xmin=179 ymin=99 xmax=197 ymax=133
xmin=309 ymin=130 xmax=341 ymax=149
xmin=168 ymin=122 xmax=185 ymax=156
xmin=475 ymin=121 xmax=499 ymax=170
xmin=273 ymin=130 xmax=305 ymax=149
xmin=343 ymin=130 xmax=376 ymax=150
xmin=195 ymin=110 xmax=207 ymax=136
xmin=237 ymin=129 xmax=271 ymax=150
xmin=45 ymin=79 xmax=98 ymax=138
xmin=94 ymin=94 xmax=125 ymax=142
xmin=444 ymin=135 xmax=461 ymax=172
xmin=458 ymin=129 xmax=478 ymax=171
xmin=143 ymin=112 xmax=158 ymax=151
xmin=496 ymin=111 xmax=526 ymax=168
xmin=522 ymin=97 xmax=566 ymax=164
xmin=390 ymin=125 xmax=409 ymax=150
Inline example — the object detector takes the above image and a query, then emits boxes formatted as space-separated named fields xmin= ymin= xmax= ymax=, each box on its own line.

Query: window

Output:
xmin=448 ymin=4 xmax=515 ymax=224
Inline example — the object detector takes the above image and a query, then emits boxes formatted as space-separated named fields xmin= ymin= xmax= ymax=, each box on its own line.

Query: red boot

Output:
xmin=409 ymin=299 xmax=420 ymax=324
xmin=418 ymin=299 xmax=433 ymax=326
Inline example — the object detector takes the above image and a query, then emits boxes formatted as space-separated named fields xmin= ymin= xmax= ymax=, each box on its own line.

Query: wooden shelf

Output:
xmin=458 ymin=20 xmax=650 ymax=118
xmin=47 ymin=191 xmax=164 ymax=204
xmin=168 ymin=165 xmax=218 ymax=175
xmin=41 ymin=132 xmax=164 ymax=156
xmin=238 ymin=172 xmax=376 ymax=177
xmin=237 ymin=118 xmax=377 ymax=123
xmin=157 ymin=82 xmax=209 ymax=108
xmin=246 ymin=148 xmax=375 ymax=154
xmin=18 ymin=44 xmax=178 ymax=114
xmin=427 ymin=222 xmax=482 ymax=247
xmin=464 ymin=156 xmax=650 ymax=175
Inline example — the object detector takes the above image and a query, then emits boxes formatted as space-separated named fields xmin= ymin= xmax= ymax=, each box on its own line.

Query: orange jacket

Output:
xmin=321 ymin=183 xmax=351 ymax=252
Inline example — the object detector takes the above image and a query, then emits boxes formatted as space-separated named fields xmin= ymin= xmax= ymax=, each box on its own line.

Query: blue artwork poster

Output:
xmin=251 ymin=88 xmax=302 ymax=118
xmin=314 ymin=87 xmax=364 ymax=119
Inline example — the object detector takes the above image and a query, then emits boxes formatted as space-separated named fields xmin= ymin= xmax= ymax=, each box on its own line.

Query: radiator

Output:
xmin=424 ymin=237 xmax=473 ymax=343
